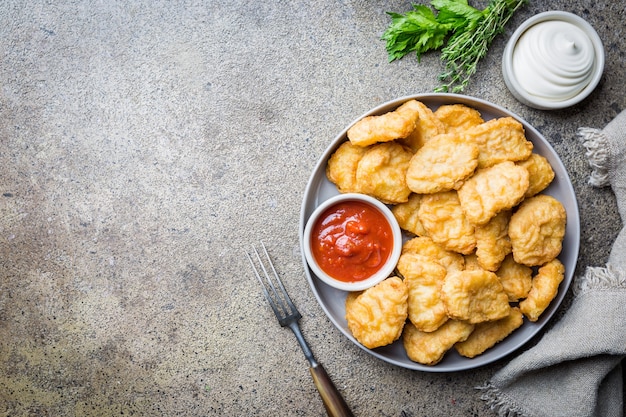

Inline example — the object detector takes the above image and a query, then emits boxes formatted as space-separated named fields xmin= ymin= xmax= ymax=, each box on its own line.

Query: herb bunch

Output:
xmin=382 ymin=0 xmax=527 ymax=93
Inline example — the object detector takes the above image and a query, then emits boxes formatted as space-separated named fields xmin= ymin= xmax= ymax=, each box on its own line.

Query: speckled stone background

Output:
xmin=1 ymin=1 xmax=624 ymax=416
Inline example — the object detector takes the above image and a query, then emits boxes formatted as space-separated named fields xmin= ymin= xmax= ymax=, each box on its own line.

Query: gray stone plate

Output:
xmin=299 ymin=93 xmax=580 ymax=372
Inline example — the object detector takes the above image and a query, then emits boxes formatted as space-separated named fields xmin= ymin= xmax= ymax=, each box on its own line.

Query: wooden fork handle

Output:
xmin=310 ymin=363 xmax=355 ymax=417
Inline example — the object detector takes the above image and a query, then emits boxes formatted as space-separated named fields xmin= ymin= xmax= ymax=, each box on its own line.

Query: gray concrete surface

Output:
xmin=1 ymin=1 xmax=624 ymax=416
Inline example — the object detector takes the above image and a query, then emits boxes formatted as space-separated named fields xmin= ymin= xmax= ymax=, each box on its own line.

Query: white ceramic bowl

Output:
xmin=502 ymin=11 xmax=604 ymax=110
xmin=302 ymin=193 xmax=403 ymax=292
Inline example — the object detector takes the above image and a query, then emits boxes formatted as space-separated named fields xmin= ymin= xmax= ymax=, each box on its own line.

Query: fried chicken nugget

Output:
xmin=455 ymin=307 xmax=524 ymax=358
xmin=458 ymin=161 xmax=530 ymax=226
xmin=401 ymin=236 xmax=465 ymax=273
xmin=326 ymin=141 xmax=368 ymax=194
xmin=399 ymin=100 xmax=446 ymax=152
xmin=519 ymin=259 xmax=565 ymax=322
xmin=418 ymin=191 xmax=476 ymax=255
xmin=347 ymin=99 xmax=421 ymax=147
xmin=405 ymin=134 xmax=479 ymax=194
xmin=517 ymin=153 xmax=556 ymax=198
xmin=355 ymin=142 xmax=413 ymax=204
xmin=434 ymin=104 xmax=485 ymax=134
xmin=508 ymin=195 xmax=567 ymax=266
xmin=495 ymin=254 xmax=532 ymax=302
xmin=397 ymin=253 xmax=449 ymax=332
xmin=462 ymin=117 xmax=533 ymax=168
xmin=403 ymin=319 xmax=475 ymax=365
xmin=441 ymin=269 xmax=511 ymax=324
xmin=345 ymin=277 xmax=409 ymax=349
xmin=474 ymin=210 xmax=512 ymax=271
xmin=392 ymin=194 xmax=428 ymax=237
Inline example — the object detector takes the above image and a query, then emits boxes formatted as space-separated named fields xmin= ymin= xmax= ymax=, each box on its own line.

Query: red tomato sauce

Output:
xmin=310 ymin=200 xmax=394 ymax=282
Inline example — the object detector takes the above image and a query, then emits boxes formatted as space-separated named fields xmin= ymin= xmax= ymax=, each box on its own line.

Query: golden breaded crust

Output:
xmin=403 ymin=319 xmax=474 ymax=365
xmin=458 ymin=161 xmax=529 ymax=226
xmin=434 ymin=104 xmax=485 ymax=134
xmin=519 ymin=259 xmax=565 ymax=322
xmin=517 ymin=153 xmax=556 ymax=198
xmin=474 ymin=210 xmax=512 ymax=271
xmin=345 ymin=277 xmax=409 ymax=349
xmin=405 ymin=133 xmax=479 ymax=194
xmin=463 ymin=253 xmax=482 ymax=271
xmin=347 ymin=99 xmax=421 ymax=147
xmin=326 ymin=141 xmax=368 ymax=193
xmin=495 ymin=254 xmax=532 ymax=302
xmin=418 ymin=191 xmax=476 ymax=255
xmin=441 ymin=269 xmax=511 ymax=324
xmin=401 ymin=236 xmax=465 ymax=273
xmin=399 ymin=100 xmax=445 ymax=152
xmin=462 ymin=117 xmax=533 ymax=168
xmin=355 ymin=142 xmax=413 ymax=204
xmin=392 ymin=194 xmax=428 ymax=237
xmin=455 ymin=307 xmax=524 ymax=358
xmin=508 ymin=195 xmax=567 ymax=266
xmin=397 ymin=253 xmax=449 ymax=332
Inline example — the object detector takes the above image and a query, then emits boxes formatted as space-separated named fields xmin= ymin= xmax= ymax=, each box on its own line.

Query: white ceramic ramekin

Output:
xmin=302 ymin=193 xmax=402 ymax=292
xmin=502 ymin=11 xmax=604 ymax=110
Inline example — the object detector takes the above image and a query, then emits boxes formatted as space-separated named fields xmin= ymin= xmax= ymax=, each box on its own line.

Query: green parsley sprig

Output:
xmin=382 ymin=0 xmax=527 ymax=93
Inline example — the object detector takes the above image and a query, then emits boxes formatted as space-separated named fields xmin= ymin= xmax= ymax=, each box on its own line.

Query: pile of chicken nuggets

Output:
xmin=328 ymin=99 xmax=567 ymax=365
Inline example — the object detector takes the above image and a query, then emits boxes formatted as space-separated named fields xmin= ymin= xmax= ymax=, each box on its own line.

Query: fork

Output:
xmin=246 ymin=242 xmax=354 ymax=417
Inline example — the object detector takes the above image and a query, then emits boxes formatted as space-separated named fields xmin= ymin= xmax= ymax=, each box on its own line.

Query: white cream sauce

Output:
xmin=512 ymin=20 xmax=596 ymax=101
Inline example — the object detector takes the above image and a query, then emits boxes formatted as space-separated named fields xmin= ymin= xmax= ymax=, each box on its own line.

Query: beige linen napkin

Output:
xmin=479 ymin=110 xmax=626 ymax=417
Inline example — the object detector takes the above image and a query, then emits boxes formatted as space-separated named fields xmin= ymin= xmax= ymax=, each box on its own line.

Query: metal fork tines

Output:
xmin=246 ymin=242 xmax=354 ymax=417
xmin=247 ymin=243 xmax=303 ymax=329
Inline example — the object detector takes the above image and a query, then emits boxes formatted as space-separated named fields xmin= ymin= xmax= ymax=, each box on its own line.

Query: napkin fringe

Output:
xmin=577 ymin=127 xmax=611 ymax=187
xmin=477 ymin=383 xmax=527 ymax=417
xmin=572 ymin=265 xmax=626 ymax=296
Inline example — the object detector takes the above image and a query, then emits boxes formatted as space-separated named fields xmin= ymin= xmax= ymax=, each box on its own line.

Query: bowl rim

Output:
xmin=502 ymin=10 xmax=605 ymax=110
xmin=302 ymin=192 xmax=403 ymax=292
